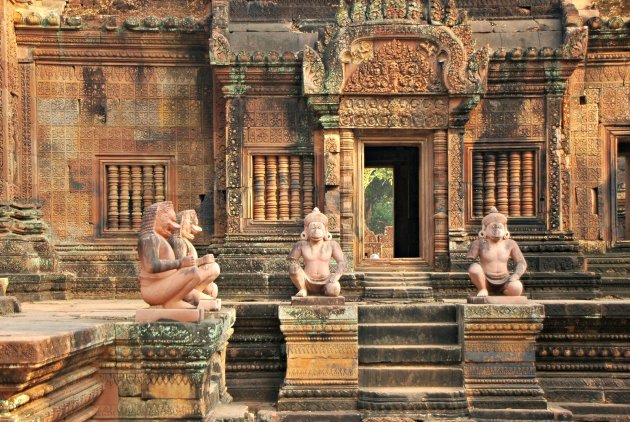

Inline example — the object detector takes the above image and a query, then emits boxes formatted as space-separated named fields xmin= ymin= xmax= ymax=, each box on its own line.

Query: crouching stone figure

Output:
xmin=288 ymin=208 xmax=346 ymax=297
xmin=137 ymin=201 xmax=217 ymax=309
xmin=169 ymin=209 xmax=220 ymax=300
xmin=467 ymin=207 xmax=527 ymax=297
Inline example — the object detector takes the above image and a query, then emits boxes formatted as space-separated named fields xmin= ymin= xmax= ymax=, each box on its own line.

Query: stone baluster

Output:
xmin=119 ymin=165 xmax=131 ymax=230
xmin=107 ymin=165 xmax=119 ymax=230
xmin=142 ymin=165 xmax=154 ymax=211
xmin=278 ymin=155 xmax=290 ymax=220
xmin=496 ymin=152 xmax=509 ymax=215
xmin=473 ymin=151 xmax=484 ymax=218
xmin=509 ymin=152 xmax=522 ymax=216
xmin=253 ymin=156 xmax=266 ymax=221
xmin=131 ymin=165 xmax=143 ymax=230
xmin=521 ymin=151 xmax=535 ymax=216
xmin=433 ymin=130 xmax=448 ymax=264
xmin=302 ymin=156 xmax=314 ymax=216
xmin=265 ymin=156 xmax=278 ymax=220
xmin=289 ymin=156 xmax=302 ymax=219
xmin=154 ymin=165 xmax=165 ymax=203
xmin=483 ymin=153 xmax=496 ymax=215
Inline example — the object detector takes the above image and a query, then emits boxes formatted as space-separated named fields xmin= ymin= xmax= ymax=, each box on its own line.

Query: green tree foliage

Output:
xmin=363 ymin=168 xmax=394 ymax=234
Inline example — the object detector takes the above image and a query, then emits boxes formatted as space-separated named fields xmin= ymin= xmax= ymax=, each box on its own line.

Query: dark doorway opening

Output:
xmin=615 ymin=138 xmax=630 ymax=242
xmin=364 ymin=146 xmax=420 ymax=258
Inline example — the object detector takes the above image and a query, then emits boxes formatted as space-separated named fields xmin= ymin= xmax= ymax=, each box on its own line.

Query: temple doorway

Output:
xmin=362 ymin=146 xmax=420 ymax=259
xmin=614 ymin=137 xmax=630 ymax=244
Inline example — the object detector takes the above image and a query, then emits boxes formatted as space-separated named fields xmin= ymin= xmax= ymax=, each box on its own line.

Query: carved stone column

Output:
xmin=223 ymin=81 xmax=246 ymax=234
xmin=339 ymin=129 xmax=355 ymax=270
xmin=434 ymin=129 xmax=449 ymax=270
xmin=278 ymin=301 xmax=359 ymax=420
xmin=0 ymin=1 xmax=19 ymax=200
xmin=546 ymin=95 xmax=564 ymax=233
xmin=459 ymin=304 xmax=570 ymax=421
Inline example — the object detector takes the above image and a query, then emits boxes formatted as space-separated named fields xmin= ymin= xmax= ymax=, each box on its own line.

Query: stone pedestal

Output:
xmin=278 ymin=300 xmax=359 ymax=419
xmin=459 ymin=303 xmax=571 ymax=421
xmin=96 ymin=309 xmax=235 ymax=420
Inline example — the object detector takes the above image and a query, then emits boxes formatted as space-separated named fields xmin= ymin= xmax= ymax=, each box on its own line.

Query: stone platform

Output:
xmin=0 ymin=300 xmax=236 ymax=421
xmin=2 ymin=299 xmax=630 ymax=421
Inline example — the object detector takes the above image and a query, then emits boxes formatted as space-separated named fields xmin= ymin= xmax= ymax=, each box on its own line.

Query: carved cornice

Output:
xmin=16 ymin=30 xmax=209 ymax=64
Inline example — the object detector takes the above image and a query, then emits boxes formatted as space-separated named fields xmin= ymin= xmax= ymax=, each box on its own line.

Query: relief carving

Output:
xmin=343 ymin=39 xmax=441 ymax=94
xmin=209 ymin=29 xmax=231 ymax=65
xmin=339 ymin=97 xmax=448 ymax=129
xmin=303 ymin=46 xmax=325 ymax=95
xmin=562 ymin=26 xmax=588 ymax=60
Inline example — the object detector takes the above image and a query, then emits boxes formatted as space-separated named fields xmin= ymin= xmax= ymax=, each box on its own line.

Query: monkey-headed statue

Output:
xmin=287 ymin=207 xmax=347 ymax=297
xmin=137 ymin=201 xmax=218 ymax=309
xmin=169 ymin=209 xmax=220 ymax=301
xmin=467 ymin=207 xmax=527 ymax=297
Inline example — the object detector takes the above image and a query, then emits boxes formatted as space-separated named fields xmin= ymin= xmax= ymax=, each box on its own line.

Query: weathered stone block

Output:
xmin=278 ymin=304 xmax=358 ymax=413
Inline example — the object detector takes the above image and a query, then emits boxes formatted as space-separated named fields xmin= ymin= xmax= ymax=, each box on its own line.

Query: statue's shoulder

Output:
xmin=327 ymin=239 xmax=342 ymax=250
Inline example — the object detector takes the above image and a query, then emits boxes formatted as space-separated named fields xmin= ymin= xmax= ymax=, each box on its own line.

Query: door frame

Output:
xmin=605 ymin=125 xmax=630 ymax=248
xmin=355 ymin=129 xmax=434 ymax=266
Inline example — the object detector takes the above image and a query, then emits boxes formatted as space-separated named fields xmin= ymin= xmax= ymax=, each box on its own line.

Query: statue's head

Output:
xmin=301 ymin=207 xmax=332 ymax=241
xmin=176 ymin=209 xmax=202 ymax=241
xmin=140 ymin=201 xmax=179 ymax=238
xmin=480 ymin=207 xmax=509 ymax=240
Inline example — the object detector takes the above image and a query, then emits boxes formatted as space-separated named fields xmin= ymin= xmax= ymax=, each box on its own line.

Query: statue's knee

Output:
xmin=468 ymin=263 xmax=483 ymax=277
xmin=288 ymin=264 xmax=301 ymax=277
xmin=324 ymin=281 xmax=341 ymax=297
xmin=504 ymin=280 xmax=523 ymax=296
xmin=209 ymin=262 xmax=220 ymax=278
xmin=188 ymin=267 xmax=202 ymax=285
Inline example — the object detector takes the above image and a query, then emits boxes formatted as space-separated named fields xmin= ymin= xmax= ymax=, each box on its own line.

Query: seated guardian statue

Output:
xmin=137 ymin=201 xmax=216 ymax=309
xmin=467 ymin=207 xmax=527 ymax=297
xmin=169 ymin=209 xmax=220 ymax=300
xmin=288 ymin=208 xmax=346 ymax=297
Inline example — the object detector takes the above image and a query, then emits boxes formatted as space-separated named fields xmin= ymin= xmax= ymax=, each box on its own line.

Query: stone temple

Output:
xmin=1 ymin=0 xmax=630 ymax=420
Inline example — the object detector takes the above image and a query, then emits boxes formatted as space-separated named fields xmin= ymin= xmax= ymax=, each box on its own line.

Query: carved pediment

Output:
xmin=343 ymin=39 xmax=443 ymax=94
xmin=303 ymin=0 xmax=489 ymax=97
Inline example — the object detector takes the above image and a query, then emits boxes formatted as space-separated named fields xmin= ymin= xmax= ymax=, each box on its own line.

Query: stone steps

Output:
xmin=359 ymin=322 xmax=458 ymax=345
xmin=359 ymin=344 xmax=461 ymax=364
xmin=359 ymin=303 xmax=457 ymax=323
xmin=357 ymin=303 xmax=467 ymax=419
xmin=359 ymin=365 xmax=464 ymax=387
xmin=358 ymin=386 xmax=467 ymax=413
xmin=363 ymin=286 xmax=434 ymax=301
xmin=555 ymin=403 xmax=630 ymax=421
xmin=360 ymin=268 xmax=435 ymax=301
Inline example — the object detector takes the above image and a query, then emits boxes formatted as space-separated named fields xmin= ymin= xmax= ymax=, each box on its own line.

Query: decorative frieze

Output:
xmin=339 ymin=96 xmax=449 ymax=129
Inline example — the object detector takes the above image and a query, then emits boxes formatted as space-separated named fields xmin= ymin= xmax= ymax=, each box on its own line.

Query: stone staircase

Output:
xmin=587 ymin=250 xmax=630 ymax=297
xmin=358 ymin=260 xmax=434 ymax=301
xmin=358 ymin=303 xmax=469 ymax=420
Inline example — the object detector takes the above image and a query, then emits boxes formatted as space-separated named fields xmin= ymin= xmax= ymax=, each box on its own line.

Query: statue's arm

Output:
xmin=466 ymin=240 xmax=480 ymax=259
xmin=331 ymin=241 xmax=347 ymax=277
xmin=170 ymin=237 xmax=188 ymax=259
xmin=510 ymin=241 xmax=527 ymax=280
xmin=139 ymin=235 xmax=182 ymax=273
xmin=287 ymin=242 xmax=303 ymax=271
